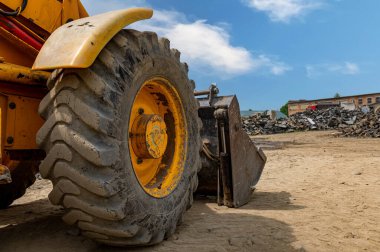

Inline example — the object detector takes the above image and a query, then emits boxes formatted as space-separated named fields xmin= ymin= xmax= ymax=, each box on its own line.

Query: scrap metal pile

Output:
xmin=242 ymin=107 xmax=380 ymax=137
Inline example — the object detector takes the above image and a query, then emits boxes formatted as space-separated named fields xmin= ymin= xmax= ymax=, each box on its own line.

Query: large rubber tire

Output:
xmin=37 ymin=29 xmax=201 ymax=246
xmin=0 ymin=161 xmax=39 ymax=209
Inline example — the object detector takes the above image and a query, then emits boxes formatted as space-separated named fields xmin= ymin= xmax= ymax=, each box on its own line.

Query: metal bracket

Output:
xmin=194 ymin=83 xmax=219 ymax=106
xmin=196 ymin=90 xmax=267 ymax=208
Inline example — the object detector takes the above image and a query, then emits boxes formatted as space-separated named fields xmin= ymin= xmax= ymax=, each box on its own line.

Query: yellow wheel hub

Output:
xmin=129 ymin=78 xmax=187 ymax=198
xmin=131 ymin=114 xmax=168 ymax=159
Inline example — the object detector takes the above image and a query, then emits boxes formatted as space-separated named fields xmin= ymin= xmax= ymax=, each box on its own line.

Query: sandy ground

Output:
xmin=0 ymin=131 xmax=379 ymax=252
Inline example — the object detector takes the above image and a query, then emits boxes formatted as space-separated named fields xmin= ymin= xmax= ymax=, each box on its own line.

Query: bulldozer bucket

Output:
xmin=195 ymin=85 xmax=266 ymax=208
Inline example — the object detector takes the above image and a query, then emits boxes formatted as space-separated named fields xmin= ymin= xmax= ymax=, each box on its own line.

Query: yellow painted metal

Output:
xmin=4 ymin=95 xmax=43 ymax=149
xmin=0 ymin=62 xmax=50 ymax=85
xmin=1 ymin=0 xmax=88 ymax=33
xmin=0 ymin=0 xmax=89 ymax=66
xmin=33 ymin=8 xmax=153 ymax=70
xmin=0 ymin=0 xmax=88 ymax=169
xmin=129 ymin=78 xmax=187 ymax=198
xmin=130 ymin=114 xmax=168 ymax=159
xmin=0 ymin=28 xmax=36 ymax=67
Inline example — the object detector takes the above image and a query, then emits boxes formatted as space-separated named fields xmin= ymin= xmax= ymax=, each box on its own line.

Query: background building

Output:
xmin=288 ymin=92 xmax=380 ymax=115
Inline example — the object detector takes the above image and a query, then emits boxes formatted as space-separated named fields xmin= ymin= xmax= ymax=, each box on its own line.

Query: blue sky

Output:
xmin=81 ymin=0 xmax=380 ymax=110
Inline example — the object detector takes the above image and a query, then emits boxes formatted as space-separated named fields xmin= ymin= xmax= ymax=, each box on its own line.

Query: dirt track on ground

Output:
xmin=1 ymin=131 xmax=379 ymax=252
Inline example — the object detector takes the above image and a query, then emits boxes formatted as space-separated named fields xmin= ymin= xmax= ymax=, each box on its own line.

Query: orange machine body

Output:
xmin=0 ymin=0 xmax=88 ymax=171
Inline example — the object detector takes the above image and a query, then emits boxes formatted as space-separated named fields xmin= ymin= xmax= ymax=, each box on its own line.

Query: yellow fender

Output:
xmin=32 ymin=8 xmax=153 ymax=70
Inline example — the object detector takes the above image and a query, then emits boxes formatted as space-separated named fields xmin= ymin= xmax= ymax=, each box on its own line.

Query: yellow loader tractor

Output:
xmin=0 ymin=0 xmax=266 ymax=246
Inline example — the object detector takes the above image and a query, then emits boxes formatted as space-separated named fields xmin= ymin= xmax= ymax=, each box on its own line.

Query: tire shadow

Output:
xmin=0 ymin=198 xmax=303 ymax=252
xmin=0 ymin=198 xmax=62 ymax=227
xmin=242 ymin=191 xmax=305 ymax=211
xmin=95 ymin=199 xmax=303 ymax=252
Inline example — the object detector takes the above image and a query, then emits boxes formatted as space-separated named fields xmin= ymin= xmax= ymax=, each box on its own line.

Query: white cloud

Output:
xmin=81 ymin=1 xmax=291 ymax=77
xmin=149 ymin=19 xmax=253 ymax=75
xmin=330 ymin=62 xmax=360 ymax=75
xmin=133 ymin=10 xmax=291 ymax=76
xmin=306 ymin=62 xmax=360 ymax=78
xmin=252 ymin=55 xmax=292 ymax=75
xmin=244 ymin=0 xmax=323 ymax=22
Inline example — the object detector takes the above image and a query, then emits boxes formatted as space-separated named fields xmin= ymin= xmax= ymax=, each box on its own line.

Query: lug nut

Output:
xmin=6 ymin=136 xmax=14 ymax=144
xmin=8 ymin=102 xmax=16 ymax=109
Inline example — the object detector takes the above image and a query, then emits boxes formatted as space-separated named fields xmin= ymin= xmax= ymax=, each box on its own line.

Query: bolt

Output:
xmin=138 ymin=108 xmax=144 ymax=115
xmin=6 ymin=136 xmax=14 ymax=144
xmin=137 ymin=158 xmax=143 ymax=164
xmin=8 ymin=102 xmax=16 ymax=110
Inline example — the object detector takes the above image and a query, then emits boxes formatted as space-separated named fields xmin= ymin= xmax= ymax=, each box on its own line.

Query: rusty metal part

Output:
xmin=0 ymin=164 xmax=11 ymax=184
xmin=196 ymin=86 xmax=266 ymax=208
xmin=194 ymin=83 xmax=219 ymax=106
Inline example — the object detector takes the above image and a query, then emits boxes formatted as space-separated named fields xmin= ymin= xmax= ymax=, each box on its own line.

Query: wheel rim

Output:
xmin=129 ymin=77 xmax=187 ymax=198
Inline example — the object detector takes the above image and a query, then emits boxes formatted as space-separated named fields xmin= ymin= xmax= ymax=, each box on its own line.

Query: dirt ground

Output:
xmin=0 ymin=131 xmax=379 ymax=252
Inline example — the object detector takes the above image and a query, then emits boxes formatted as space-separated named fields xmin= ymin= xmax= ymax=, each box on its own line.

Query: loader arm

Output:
xmin=33 ymin=8 xmax=153 ymax=70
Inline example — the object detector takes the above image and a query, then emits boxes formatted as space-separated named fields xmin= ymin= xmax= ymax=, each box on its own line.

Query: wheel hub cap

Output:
xmin=130 ymin=114 xmax=168 ymax=159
